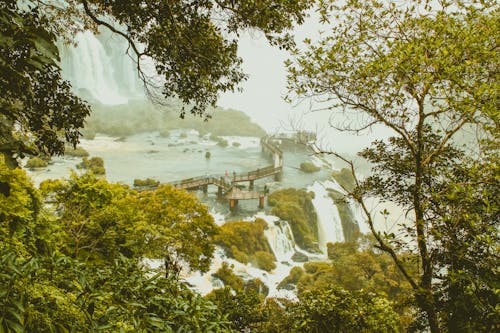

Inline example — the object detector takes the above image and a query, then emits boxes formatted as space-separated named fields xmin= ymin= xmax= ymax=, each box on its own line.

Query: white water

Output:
xmin=308 ymin=181 xmax=345 ymax=254
xmin=259 ymin=213 xmax=295 ymax=263
xmin=59 ymin=30 xmax=143 ymax=105
xmin=182 ymin=212 xmax=308 ymax=299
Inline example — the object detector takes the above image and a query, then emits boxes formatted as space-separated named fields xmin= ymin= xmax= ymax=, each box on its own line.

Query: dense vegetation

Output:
xmin=267 ymin=189 xmax=319 ymax=252
xmin=287 ymin=0 xmax=499 ymax=331
xmin=1 ymin=0 xmax=498 ymax=332
xmin=64 ymin=146 xmax=89 ymax=157
xmin=0 ymin=159 xmax=230 ymax=332
xmin=76 ymin=156 xmax=105 ymax=175
xmin=133 ymin=178 xmax=159 ymax=187
xmin=25 ymin=157 xmax=48 ymax=169
xmin=84 ymin=100 xmax=267 ymax=138
xmin=215 ymin=219 xmax=276 ymax=271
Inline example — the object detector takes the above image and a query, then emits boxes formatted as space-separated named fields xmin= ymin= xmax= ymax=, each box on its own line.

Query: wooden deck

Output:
xmin=167 ymin=135 xmax=283 ymax=208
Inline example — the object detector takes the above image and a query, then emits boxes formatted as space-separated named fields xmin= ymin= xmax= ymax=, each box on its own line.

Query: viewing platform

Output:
xmin=168 ymin=136 xmax=283 ymax=210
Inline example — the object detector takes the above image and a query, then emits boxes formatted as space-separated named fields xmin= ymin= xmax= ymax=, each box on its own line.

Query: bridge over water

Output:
xmin=168 ymin=136 xmax=283 ymax=210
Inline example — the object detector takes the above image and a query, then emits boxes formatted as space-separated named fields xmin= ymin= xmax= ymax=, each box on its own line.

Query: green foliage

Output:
xmin=278 ymin=235 xmax=416 ymax=329
xmin=0 ymin=248 xmax=232 ymax=333
xmin=268 ymin=189 xmax=319 ymax=252
xmin=0 ymin=163 xmax=231 ymax=332
xmin=213 ymin=262 xmax=245 ymax=291
xmin=74 ymin=0 xmax=312 ymax=117
xmin=232 ymin=141 xmax=241 ymax=147
xmin=277 ymin=266 xmax=304 ymax=290
xmin=64 ymin=146 xmax=89 ymax=157
xmin=253 ymin=251 xmax=276 ymax=272
xmin=287 ymin=1 xmax=499 ymax=331
xmin=205 ymin=151 xmax=211 ymax=159
xmin=215 ymin=218 xmax=276 ymax=271
xmin=206 ymin=287 xmax=264 ymax=333
xmin=77 ymin=156 xmax=105 ymax=175
xmin=133 ymin=178 xmax=159 ymax=187
xmin=430 ymin=152 xmax=500 ymax=332
xmin=299 ymin=162 xmax=320 ymax=173
xmin=25 ymin=157 xmax=48 ymax=169
xmin=0 ymin=2 xmax=90 ymax=167
xmin=41 ymin=174 xmax=219 ymax=272
xmin=0 ymin=158 xmax=41 ymax=253
xmin=281 ymin=286 xmax=402 ymax=333
xmin=85 ymin=101 xmax=267 ymax=138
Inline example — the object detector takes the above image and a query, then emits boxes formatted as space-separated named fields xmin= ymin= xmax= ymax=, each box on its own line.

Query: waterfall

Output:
xmin=260 ymin=214 xmax=295 ymax=262
xmin=59 ymin=29 xmax=143 ymax=105
xmin=308 ymin=181 xmax=345 ymax=254
xmin=322 ymin=178 xmax=369 ymax=234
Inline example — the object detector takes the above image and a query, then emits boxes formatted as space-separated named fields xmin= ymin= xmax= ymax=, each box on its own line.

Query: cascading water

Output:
xmin=262 ymin=214 xmax=295 ymax=263
xmin=308 ymin=181 xmax=345 ymax=254
xmin=59 ymin=30 xmax=143 ymax=104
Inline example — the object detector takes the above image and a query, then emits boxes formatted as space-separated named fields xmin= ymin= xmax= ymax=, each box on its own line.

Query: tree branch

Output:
xmin=422 ymin=117 xmax=468 ymax=167
xmin=311 ymin=144 xmax=419 ymax=290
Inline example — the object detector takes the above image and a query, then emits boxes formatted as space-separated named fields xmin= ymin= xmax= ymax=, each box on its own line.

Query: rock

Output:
xmin=291 ymin=252 xmax=309 ymax=262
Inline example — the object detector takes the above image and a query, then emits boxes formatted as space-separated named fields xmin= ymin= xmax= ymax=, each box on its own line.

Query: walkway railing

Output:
xmin=167 ymin=136 xmax=283 ymax=196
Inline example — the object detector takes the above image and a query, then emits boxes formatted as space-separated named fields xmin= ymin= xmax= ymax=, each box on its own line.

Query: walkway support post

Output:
xmin=229 ymin=199 xmax=238 ymax=211
xmin=259 ymin=195 xmax=265 ymax=209
xmin=249 ymin=180 xmax=254 ymax=189
xmin=274 ymin=172 xmax=282 ymax=181
xmin=202 ymin=184 xmax=208 ymax=193
xmin=217 ymin=186 xmax=223 ymax=197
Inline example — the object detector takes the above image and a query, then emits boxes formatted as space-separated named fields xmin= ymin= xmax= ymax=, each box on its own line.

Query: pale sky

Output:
xmin=218 ymin=23 xmax=391 ymax=155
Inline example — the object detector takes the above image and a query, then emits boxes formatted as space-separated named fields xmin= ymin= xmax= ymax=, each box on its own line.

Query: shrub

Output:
xmin=25 ymin=157 xmax=48 ymax=169
xmin=268 ymin=189 xmax=319 ymax=252
xmin=245 ymin=278 xmax=269 ymax=296
xmin=205 ymin=151 xmax=211 ymax=159
xmin=133 ymin=178 xmax=159 ymax=187
xmin=64 ymin=146 xmax=89 ymax=157
xmin=232 ymin=141 xmax=241 ymax=147
xmin=278 ymin=266 xmax=305 ymax=289
xmin=253 ymin=251 xmax=276 ymax=272
xmin=300 ymin=162 xmax=320 ymax=173
xmin=216 ymin=138 xmax=228 ymax=147
xmin=213 ymin=262 xmax=244 ymax=291
xmin=215 ymin=219 xmax=276 ymax=268
xmin=179 ymin=132 xmax=188 ymax=138
xmin=77 ymin=157 xmax=105 ymax=175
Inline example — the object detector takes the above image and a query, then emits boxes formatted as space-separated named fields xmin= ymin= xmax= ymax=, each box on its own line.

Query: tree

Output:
xmin=281 ymin=286 xmax=401 ymax=333
xmin=1 ymin=165 xmax=230 ymax=332
xmin=1 ymin=0 xmax=313 ymax=167
xmin=287 ymin=0 xmax=499 ymax=331
xmin=0 ymin=1 xmax=90 ymax=167
xmin=41 ymin=173 xmax=219 ymax=273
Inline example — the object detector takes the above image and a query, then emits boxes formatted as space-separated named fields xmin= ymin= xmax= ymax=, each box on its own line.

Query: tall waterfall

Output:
xmin=59 ymin=29 xmax=144 ymax=105
xmin=308 ymin=181 xmax=345 ymax=254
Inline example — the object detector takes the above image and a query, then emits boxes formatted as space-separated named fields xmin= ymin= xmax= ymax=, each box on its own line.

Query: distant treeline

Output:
xmin=82 ymin=99 xmax=267 ymax=139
